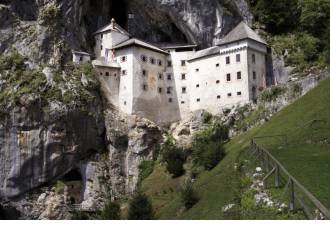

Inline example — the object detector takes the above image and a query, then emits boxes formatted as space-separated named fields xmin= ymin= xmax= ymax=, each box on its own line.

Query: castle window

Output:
xmin=217 ymin=95 xmax=221 ymax=99
xmin=228 ymin=93 xmax=232 ymax=97
xmin=114 ymin=73 xmax=117 ymax=77
xmin=226 ymin=73 xmax=231 ymax=82
xmin=101 ymin=34 xmax=103 ymax=39
xmin=181 ymin=60 xmax=186 ymax=66
xmin=252 ymin=54 xmax=256 ymax=63
xmin=158 ymin=73 xmax=163 ymax=80
xmin=141 ymin=55 xmax=147 ymax=62
xmin=197 ymin=98 xmax=200 ymax=102
xmin=253 ymin=71 xmax=256 ymax=80
xmin=216 ymin=63 xmax=220 ymax=67
xmin=122 ymin=70 xmax=127 ymax=76
xmin=142 ymin=70 xmax=147 ymax=77
xmin=100 ymin=72 xmax=103 ymax=76
xmin=237 ymin=71 xmax=242 ymax=80
xmin=181 ymin=101 xmax=185 ymax=104
xmin=150 ymin=57 xmax=155 ymax=64
xmin=216 ymin=80 xmax=220 ymax=84
xmin=143 ymin=84 xmax=148 ymax=91
xmin=169 ymin=98 xmax=173 ymax=103
xmin=195 ymin=68 xmax=199 ymax=72
xmin=196 ymin=84 xmax=200 ymax=88
xmin=167 ymin=61 xmax=172 ymax=67
xmin=182 ymin=87 xmax=187 ymax=94
xmin=121 ymin=56 xmax=127 ymax=62
xmin=181 ymin=73 xmax=186 ymax=80
xmin=105 ymin=72 xmax=110 ymax=77
xmin=124 ymin=101 xmax=127 ymax=106
xmin=226 ymin=56 xmax=230 ymax=64
xmin=237 ymin=91 xmax=242 ymax=96
xmin=167 ymin=74 xmax=172 ymax=80
xmin=158 ymin=87 xmax=163 ymax=94
xmin=236 ymin=54 xmax=241 ymax=62
xmin=79 ymin=56 xmax=83 ymax=62
xmin=101 ymin=45 xmax=103 ymax=50
xmin=158 ymin=60 xmax=163 ymax=66
xmin=167 ymin=87 xmax=172 ymax=94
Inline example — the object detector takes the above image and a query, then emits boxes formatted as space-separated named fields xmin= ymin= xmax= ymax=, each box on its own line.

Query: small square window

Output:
xmin=181 ymin=60 xmax=186 ymax=66
xmin=216 ymin=63 xmax=220 ymax=67
xmin=101 ymin=45 xmax=103 ymax=50
xmin=196 ymin=84 xmax=200 ymax=88
xmin=237 ymin=71 xmax=242 ymax=80
xmin=150 ymin=57 xmax=155 ymax=64
xmin=167 ymin=61 xmax=172 ymax=67
xmin=253 ymin=71 xmax=256 ymax=80
xmin=197 ymin=98 xmax=200 ymax=102
xmin=143 ymin=84 xmax=148 ymax=91
xmin=167 ymin=74 xmax=172 ymax=80
xmin=142 ymin=70 xmax=147 ymax=77
xmin=121 ymin=56 xmax=127 ymax=62
xmin=101 ymin=34 xmax=103 ymax=39
xmin=158 ymin=60 xmax=163 ymax=66
xmin=236 ymin=54 xmax=241 ymax=62
xmin=105 ymin=72 xmax=110 ymax=77
xmin=226 ymin=56 xmax=230 ymax=64
xmin=195 ymin=68 xmax=199 ymax=72
xmin=182 ymin=87 xmax=187 ymax=94
xmin=226 ymin=73 xmax=231 ymax=82
xmin=169 ymin=98 xmax=173 ymax=103
xmin=141 ymin=55 xmax=147 ymax=62
xmin=158 ymin=87 xmax=163 ymax=94
xmin=124 ymin=101 xmax=127 ymax=106
xmin=181 ymin=74 xmax=186 ymax=80
xmin=237 ymin=92 xmax=242 ymax=96
xmin=158 ymin=73 xmax=163 ymax=80
xmin=100 ymin=72 xmax=103 ymax=76
xmin=228 ymin=93 xmax=232 ymax=97
xmin=252 ymin=54 xmax=256 ymax=63
xmin=217 ymin=95 xmax=221 ymax=99
xmin=167 ymin=87 xmax=172 ymax=94
xmin=122 ymin=70 xmax=127 ymax=76
xmin=79 ymin=56 xmax=83 ymax=62
xmin=181 ymin=101 xmax=185 ymax=104
xmin=216 ymin=80 xmax=220 ymax=84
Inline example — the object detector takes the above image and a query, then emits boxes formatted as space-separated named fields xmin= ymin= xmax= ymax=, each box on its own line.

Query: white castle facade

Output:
xmin=74 ymin=19 xmax=270 ymax=125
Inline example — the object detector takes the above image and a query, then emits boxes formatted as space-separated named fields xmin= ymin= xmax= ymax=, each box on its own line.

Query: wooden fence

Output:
xmin=251 ymin=139 xmax=330 ymax=220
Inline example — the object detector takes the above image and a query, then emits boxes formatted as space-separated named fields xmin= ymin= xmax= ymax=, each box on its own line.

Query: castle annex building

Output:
xmin=74 ymin=19 xmax=270 ymax=124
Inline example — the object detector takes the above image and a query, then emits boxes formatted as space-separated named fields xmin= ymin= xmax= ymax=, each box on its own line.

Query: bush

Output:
xmin=0 ymin=52 xmax=25 ymax=71
xmin=191 ymin=124 xmax=228 ymax=170
xmin=54 ymin=181 xmax=65 ymax=194
xmin=160 ymin=139 xmax=186 ymax=177
xmin=128 ymin=192 xmax=154 ymax=220
xmin=39 ymin=5 xmax=61 ymax=25
xmin=181 ymin=181 xmax=199 ymax=209
xmin=139 ymin=160 xmax=155 ymax=182
xmin=99 ymin=201 xmax=121 ymax=220
xmin=71 ymin=210 xmax=91 ymax=220
xmin=260 ymin=86 xmax=286 ymax=102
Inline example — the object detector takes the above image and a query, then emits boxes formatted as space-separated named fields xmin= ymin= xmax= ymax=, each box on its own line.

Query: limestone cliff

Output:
xmin=0 ymin=0 xmax=252 ymax=65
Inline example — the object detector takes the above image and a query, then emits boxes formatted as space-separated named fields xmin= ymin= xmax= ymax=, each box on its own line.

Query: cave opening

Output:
xmin=62 ymin=169 xmax=83 ymax=205
xmin=110 ymin=0 xmax=128 ymax=29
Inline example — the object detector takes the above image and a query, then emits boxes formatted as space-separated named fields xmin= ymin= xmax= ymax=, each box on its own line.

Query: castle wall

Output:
xmin=168 ymin=50 xmax=195 ymax=119
xmin=95 ymin=31 xmax=129 ymax=59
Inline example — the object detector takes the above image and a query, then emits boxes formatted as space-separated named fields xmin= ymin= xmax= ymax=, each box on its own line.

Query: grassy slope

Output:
xmin=142 ymin=78 xmax=330 ymax=219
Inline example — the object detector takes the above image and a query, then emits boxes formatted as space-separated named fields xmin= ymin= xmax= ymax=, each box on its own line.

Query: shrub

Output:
xmin=128 ymin=192 xmax=154 ymax=220
xmin=260 ymin=86 xmax=286 ymax=102
xmin=54 ymin=181 xmax=65 ymax=194
xmin=241 ymin=190 xmax=256 ymax=210
xmin=39 ymin=5 xmax=61 ymax=25
xmin=71 ymin=210 xmax=91 ymax=220
xmin=139 ymin=160 xmax=155 ymax=182
xmin=99 ymin=201 xmax=121 ymax=220
xmin=160 ymin=139 xmax=186 ymax=177
xmin=191 ymin=124 xmax=228 ymax=170
xmin=181 ymin=181 xmax=199 ymax=209
xmin=0 ymin=52 xmax=25 ymax=71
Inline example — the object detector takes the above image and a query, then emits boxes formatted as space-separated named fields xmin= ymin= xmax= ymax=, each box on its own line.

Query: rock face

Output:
xmin=0 ymin=0 xmax=252 ymax=65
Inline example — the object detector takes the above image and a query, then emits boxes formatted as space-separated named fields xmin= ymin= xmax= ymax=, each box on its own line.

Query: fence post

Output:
xmin=289 ymin=179 xmax=295 ymax=211
xmin=275 ymin=164 xmax=280 ymax=188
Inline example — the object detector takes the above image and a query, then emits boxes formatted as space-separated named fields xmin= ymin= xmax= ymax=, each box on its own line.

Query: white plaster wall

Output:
xmin=94 ymin=66 xmax=121 ymax=107
xmin=94 ymin=31 xmax=129 ymax=58
xmin=72 ymin=54 xmax=90 ymax=64
xmin=169 ymin=50 xmax=195 ymax=119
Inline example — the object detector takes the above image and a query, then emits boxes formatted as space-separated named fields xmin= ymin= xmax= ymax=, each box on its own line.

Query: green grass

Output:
xmin=142 ymin=77 xmax=330 ymax=219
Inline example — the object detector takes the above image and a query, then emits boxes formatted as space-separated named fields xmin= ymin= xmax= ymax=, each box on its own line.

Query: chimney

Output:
xmin=111 ymin=18 xmax=116 ymax=29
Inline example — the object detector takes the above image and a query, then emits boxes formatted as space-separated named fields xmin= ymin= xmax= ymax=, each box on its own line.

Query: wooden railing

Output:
xmin=251 ymin=139 xmax=330 ymax=220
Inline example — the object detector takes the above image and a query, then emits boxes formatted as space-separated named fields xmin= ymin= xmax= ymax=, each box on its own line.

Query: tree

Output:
xmin=160 ymin=139 xmax=186 ymax=177
xmin=181 ymin=181 xmax=199 ymax=209
xmin=128 ymin=193 xmax=154 ymax=220
xmin=99 ymin=201 xmax=121 ymax=220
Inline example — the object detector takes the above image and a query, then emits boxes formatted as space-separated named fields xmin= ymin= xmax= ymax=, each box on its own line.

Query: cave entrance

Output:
xmin=62 ymin=169 xmax=83 ymax=205
xmin=110 ymin=0 xmax=128 ymax=28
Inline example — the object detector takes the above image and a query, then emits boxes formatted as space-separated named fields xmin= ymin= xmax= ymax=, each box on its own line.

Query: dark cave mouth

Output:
xmin=110 ymin=0 xmax=128 ymax=29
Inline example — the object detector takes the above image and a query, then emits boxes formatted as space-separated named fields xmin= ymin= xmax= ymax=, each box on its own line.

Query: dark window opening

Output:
xmin=216 ymin=80 xmax=220 ymax=84
xmin=169 ymin=98 xmax=173 ymax=103
xmin=167 ymin=61 xmax=172 ymax=67
xmin=216 ymin=63 xmax=220 ymax=67
xmin=197 ymin=98 xmax=200 ymax=102
xmin=181 ymin=60 xmax=186 ymax=66
xmin=253 ymin=71 xmax=256 ymax=80
xmin=226 ymin=56 xmax=230 ymax=64
xmin=236 ymin=54 xmax=241 ymax=62
xmin=141 ymin=55 xmax=147 ymax=62
xmin=217 ymin=95 xmax=221 ymax=99
xmin=226 ymin=73 xmax=231 ymax=82
xmin=167 ymin=74 xmax=172 ymax=80
xmin=181 ymin=73 xmax=186 ymax=80
xmin=158 ymin=87 xmax=162 ymax=94
xmin=181 ymin=101 xmax=185 ymax=104
xmin=158 ymin=73 xmax=163 ymax=80
xmin=167 ymin=87 xmax=172 ymax=94
xmin=237 ymin=71 xmax=242 ymax=80
xmin=195 ymin=68 xmax=199 ymax=72
xmin=182 ymin=87 xmax=187 ymax=94
xmin=150 ymin=57 xmax=155 ymax=64
xmin=237 ymin=92 xmax=242 ymax=96
xmin=143 ymin=84 xmax=148 ymax=91
xmin=196 ymin=84 xmax=200 ymax=88
xmin=142 ymin=70 xmax=147 ymax=77
xmin=252 ymin=54 xmax=256 ymax=63
xmin=228 ymin=93 xmax=232 ymax=97
xmin=158 ymin=60 xmax=163 ymax=66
